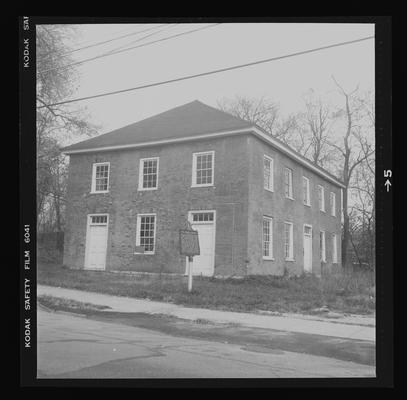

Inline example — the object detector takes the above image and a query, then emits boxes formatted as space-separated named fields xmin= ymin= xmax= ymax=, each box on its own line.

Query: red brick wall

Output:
xmin=246 ymin=135 xmax=342 ymax=276
xmin=63 ymin=135 xmax=251 ymax=275
xmin=63 ymin=132 xmax=342 ymax=276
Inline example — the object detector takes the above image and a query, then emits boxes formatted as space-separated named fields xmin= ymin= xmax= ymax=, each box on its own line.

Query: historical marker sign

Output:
xmin=179 ymin=229 xmax=200 ymax=257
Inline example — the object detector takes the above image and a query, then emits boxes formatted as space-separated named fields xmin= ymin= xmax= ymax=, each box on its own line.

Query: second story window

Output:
xmin=303 ymin=177 xmax=310 ymax=206
xmin=330 ymin=192 xmax=336 ymax=216
xmin=318 ymin=185 xmax=325 ymax=212
xmin=139 ymin=157 xmax=159 ymax=190
xmin=192 ymin=151 xmax=214 ymax=187
xmin=284 ymin=167 xmax=293 ymax=199
xmin=91 ymin=162 xmax=110 ymax=193
xmin=263 ymin=155 xmax=274 ymax=191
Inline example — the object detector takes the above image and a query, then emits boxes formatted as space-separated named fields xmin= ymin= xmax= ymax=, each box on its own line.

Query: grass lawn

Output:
xmin=37 ymin=261 xmax=375 ymax=316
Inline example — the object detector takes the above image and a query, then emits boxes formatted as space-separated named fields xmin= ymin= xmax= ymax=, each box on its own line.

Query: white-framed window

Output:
xmin=320 ymin=231 xmax=326 ymax=262
xmin=284 ymin=222 xmax=294 ymax=260
xmin=330 ymin=192 xmax=336 ymax=216
xmin=318 ymin=185 xmax=325 ymax=212
xmin=138 ymin=157 xmax=159 ymax=190
xmin=91 ymin=162 xmax=110 ymax=193
xmin=136 ymin=214 xmax=157 ymax=254
xmin=89 ymin=214 xmax=108 ymax=225
xmin=303 ymin=176 xmax=310 ymax=206
xmin=192 ymin=151 xmax=214 ymax=187
xmin=332 ymin=233 xmax=338 ymax=263
xmin=284 ymin=167 xmax=293 ymax=199
xmin=262 ymin=216 xmax=273 ymax=259
xmin=191 ymin=212 xmax=214 ymax=222
xmin=263 ymin=155 xmax=274 ymax=191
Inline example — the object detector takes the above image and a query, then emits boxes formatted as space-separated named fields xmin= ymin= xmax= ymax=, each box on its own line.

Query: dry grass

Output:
xmin=38 ymin=294 xmax=111 ymax=312
xmin=38 ymin=261 xmax=375 ymax=315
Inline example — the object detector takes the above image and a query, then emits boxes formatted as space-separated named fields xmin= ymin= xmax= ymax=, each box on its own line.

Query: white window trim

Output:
xmin=332 ymin=233 xmax=338 ymax=264
xmin=330 ymin=192 xmax=336 ymax=217
xmin=263 ymin=155 xmax=274 ymax=192
xmin=191 ymin=150 xmax=215 ymax=188
xmin=135 ymin=213 xmax=157 ymax=255
xmin=262 ymin=216 xmax=274 ymax=260
xmin=303 ymin=176 xmax=311 ymax=206
xmin=320 ymin=230 xmax=326 ymax=262
xmin=138 ymin=157 xmax=159 ymax=191
xmin=91 ymin=162 xmax=110 ymax=194
xmin=284 ymin=221 xmax=294 ymax=261
xmin=284 ymin=167 xmax=294 ymax=200
xmin=318 ymin=185 xmax=325 ymax=212
xmin=188 ymin=210 xmax=216 ymax=225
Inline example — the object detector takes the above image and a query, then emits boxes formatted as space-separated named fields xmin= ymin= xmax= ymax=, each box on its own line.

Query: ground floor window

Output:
xmin=263 ymin=216 xmax=273 ymax=259
xmin=332 ymin=233 xmax=338 ymax=263
xmin=320 ymin=231 xmax=326 ymax=262
xmin=136 ymin=214 xmax=156 ymax=254
xmin=284 ymin=222 xmax=294 ymax=260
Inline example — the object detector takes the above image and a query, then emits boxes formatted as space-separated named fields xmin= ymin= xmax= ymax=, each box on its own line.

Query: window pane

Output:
xmin=195 ymin=153 xmax=213 ymax=185
xmin=142 ymin=159 xmax=158 ymax=189
xmin=139 ymin=215 xmax=155 ymax=252
xmin=94 ymin=164 xmax=109 ymax=191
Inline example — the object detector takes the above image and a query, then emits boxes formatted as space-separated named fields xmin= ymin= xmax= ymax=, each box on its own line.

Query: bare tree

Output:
xmin=327 ymin=77 xmax=375 ymax=269
xmin=217 ymin=95 xmax=299 ymax=144
xmin=36 ymin=25 xmax=99 ymax=232
xmin=296 ymin=91 xmax=335 ymax=168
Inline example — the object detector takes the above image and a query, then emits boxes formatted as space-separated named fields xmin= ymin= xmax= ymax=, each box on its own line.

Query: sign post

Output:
xmin=187 ymin=256 xmax=193 ymax=292
xmin=179 ymin=224 xmax=200 ymax=293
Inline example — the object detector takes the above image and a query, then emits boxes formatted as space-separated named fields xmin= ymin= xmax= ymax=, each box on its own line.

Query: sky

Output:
xmin=55 ymin=22 xmax=375 ymax=138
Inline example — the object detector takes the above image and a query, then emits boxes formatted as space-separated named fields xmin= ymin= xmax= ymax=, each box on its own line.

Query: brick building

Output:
xmin=62 ymin=101 xmax=344 ymax=277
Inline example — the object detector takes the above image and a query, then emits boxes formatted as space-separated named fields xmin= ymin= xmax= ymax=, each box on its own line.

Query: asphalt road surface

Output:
xmin=37 ymin=309 xmax=375 ymax=379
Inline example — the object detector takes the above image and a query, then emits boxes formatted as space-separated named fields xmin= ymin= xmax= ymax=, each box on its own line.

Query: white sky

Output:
xmin=60 ymin=22 xmax=374 ymax=135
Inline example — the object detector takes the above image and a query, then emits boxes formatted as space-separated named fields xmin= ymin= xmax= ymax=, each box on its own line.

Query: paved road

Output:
xmin=37 ymin=309 xmax=375 ymax=379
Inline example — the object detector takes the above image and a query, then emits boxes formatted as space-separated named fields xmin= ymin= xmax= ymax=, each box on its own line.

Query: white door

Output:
xmin=303 ymin=225 xmax=313 ymax=273
xmin=187 ymin=211 xmax=216 ymax=276
xmin=85 ymin=215 xmax=108 ymax=270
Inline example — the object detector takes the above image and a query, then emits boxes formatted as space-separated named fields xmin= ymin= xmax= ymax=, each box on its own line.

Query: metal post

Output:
xmin=188 ymin=256 xmax=193 ymax=292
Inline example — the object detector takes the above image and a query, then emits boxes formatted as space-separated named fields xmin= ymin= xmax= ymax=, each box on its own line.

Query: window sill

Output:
xmin=285 ymin=258 xmax=295 ymax=262
xmin=285 ymin=196 xmax=294 ymax=201
xmin=191 ymin=184 xmax=214 ymax=188
xmin=90 ymin=190 xmax=109 ymax=194
xmin=138 ymin=187 xmax=158 ymax=191
xmin=263 ymin=257 xmax=275 ymax=261
xmin=264 ymin=187 xmax=274 ymax=193
xmin=134 ymin=252 xmax=155 ymax=255
xmin=304 ymin=203 xmax=311 ymax=207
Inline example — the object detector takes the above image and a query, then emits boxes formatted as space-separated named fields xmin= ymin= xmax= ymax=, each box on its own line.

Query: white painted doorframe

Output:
xmin=185 ymin=210 xmax=216 ymax=276
xmin=303 ymin=224 xmax=313 ymax=273
xmin=84 ymin=213 xmax=109 ymax=270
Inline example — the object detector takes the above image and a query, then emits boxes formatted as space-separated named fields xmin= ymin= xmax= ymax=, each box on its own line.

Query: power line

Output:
xmin=54 ymin=24 xmax=179 ymax=72
xmin=38 ymin=35 xmax=374 ymax=109
xmin=105 ymin=24 xmax=179 ymax=53
xmin=39 ymin=24 xmax=220 ymax=75
xmin=46 ymin=24 xmax=167 ymax=59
